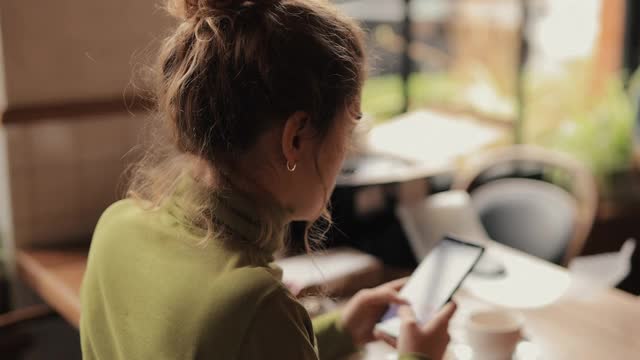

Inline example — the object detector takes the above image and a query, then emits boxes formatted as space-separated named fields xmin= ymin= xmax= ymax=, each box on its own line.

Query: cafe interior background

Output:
xmin=0 ymin=0 xmax=639 ymax=358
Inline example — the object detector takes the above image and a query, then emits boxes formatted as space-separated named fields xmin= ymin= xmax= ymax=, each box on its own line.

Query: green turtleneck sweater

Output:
xmin=80 ymin=192 xmax=425 ymax=359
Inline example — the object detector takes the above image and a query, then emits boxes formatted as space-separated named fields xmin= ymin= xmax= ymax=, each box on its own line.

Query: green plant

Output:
xmin=535 ymin=73 xmax=635 ymax=184
xmin=361 ymin=72 xmax=461 ymax=123
xmin=362 ymin=61 xmax=637 ymax=192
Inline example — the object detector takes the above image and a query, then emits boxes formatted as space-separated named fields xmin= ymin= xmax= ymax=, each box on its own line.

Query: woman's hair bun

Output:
xmin=167 ymin=0 xmax=278 ymax=20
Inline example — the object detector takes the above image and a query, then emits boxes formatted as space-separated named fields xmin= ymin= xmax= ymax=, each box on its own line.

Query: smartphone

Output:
xmin=375 ymin=235 xmax=485 ymax=338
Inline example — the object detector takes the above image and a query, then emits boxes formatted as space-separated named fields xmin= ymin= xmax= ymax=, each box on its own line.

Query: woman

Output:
xmin=80 ymin=0 xmax=456 ymax=359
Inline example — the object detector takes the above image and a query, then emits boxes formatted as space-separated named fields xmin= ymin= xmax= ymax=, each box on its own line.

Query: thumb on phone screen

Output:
xmin=396 ymin=302 xmax=457 ymax=360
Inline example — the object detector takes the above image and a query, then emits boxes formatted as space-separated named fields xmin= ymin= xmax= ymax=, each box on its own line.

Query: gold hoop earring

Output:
xmin=286 ymin=161 xmax=297 ymax=172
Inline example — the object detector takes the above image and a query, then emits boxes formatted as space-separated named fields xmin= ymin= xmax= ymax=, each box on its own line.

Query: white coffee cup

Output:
xmin=465 ymin=310 xmax=524 ymax=360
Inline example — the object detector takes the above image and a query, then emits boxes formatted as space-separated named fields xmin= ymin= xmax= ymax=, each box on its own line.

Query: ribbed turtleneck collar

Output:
xmin=211 ymin=189 xmax=288 ymax=259
xmin=168 ymin=175 xmax=289 ymax=264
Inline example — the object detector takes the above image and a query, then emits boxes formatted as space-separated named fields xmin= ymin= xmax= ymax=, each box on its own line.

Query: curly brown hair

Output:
xmin=128 ymin=0 xmax=366 ymax=252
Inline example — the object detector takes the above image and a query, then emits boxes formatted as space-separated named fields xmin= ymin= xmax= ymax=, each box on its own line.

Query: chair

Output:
xmin=452 ymin=145 xmax=598 ymax=266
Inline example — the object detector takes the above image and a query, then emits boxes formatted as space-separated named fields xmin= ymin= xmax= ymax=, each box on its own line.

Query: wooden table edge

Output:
xmin=16 ymin=249 xmax=83 ymax=328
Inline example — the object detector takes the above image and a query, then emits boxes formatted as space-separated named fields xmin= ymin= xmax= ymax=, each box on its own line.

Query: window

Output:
xmin=339 ymin=0 xmax=634 ymax=180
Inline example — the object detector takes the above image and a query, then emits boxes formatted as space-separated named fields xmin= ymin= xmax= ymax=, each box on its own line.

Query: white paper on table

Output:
xmin=567 ymin=238 xmax=636 ymax=296
xmin=463 ymin=243 xmax=572 ymax=309
xmin=275 ymin=247 xmax=381 ymax=291
xmin=367 ymin=110 xmax=505 ymax=166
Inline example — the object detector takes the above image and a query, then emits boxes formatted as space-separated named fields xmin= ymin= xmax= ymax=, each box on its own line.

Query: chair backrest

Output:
xmin=470 ymin=178 xmax=576 ymax=264
xmin=452 ymin=145 xmax=598 ymax=266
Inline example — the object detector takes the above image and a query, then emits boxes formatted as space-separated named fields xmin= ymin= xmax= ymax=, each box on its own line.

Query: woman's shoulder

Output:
xmin=93 ymin=198 xmax=147 ymax=231
xmin=200 ymin=267 xmax=316 ymax=357
xmin=198 ymin=264 xmax=310 ymax=330
xmin=187 ymin=265 xmax=317 ymax=359
xmin=209 ymin=265 xmax=294 ymax=311
xmin=87 ymin=198 xmax=183 ymax=262
xmin=92 ymin=198 xmax=178 ymax=240
xmin=198 ymin=266 xmax=312 ymax=334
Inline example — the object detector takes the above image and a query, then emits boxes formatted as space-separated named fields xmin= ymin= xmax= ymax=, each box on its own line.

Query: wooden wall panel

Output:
xmin=0 ymin=1 xmax=174 ymax=112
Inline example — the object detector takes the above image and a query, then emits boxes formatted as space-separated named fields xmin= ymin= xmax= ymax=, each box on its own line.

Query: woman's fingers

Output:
xmin=382 ymin=277 xmax=409 ymax=291
xmin=395 ymin=303 xmax=455 ymax=359
xmin=362 ymin=287 xmax=409 ymax=306
xmin=390 ymin=295 xmax=410 ymax=306
xmin=378 ymin=287 xmax=409 ymax=306
xmin=398 ymin=305 xmax=418 ymax=329
xmin=355 ymin=278 xmax=409 ymax=306
xmin=373 ymin=329 xmax=398 ymax=348
xmin=422 ymin=302 xmax=457 ymax=333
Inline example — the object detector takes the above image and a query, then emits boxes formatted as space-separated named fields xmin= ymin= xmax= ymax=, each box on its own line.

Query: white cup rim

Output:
xmin=466 ymin=310 xmax=525 ymax=334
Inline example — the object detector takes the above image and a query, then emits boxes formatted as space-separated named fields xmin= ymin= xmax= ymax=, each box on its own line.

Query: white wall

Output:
xmin=4 ymin=113 xmax=149 ymax=249
xmin=528 ymin=0 xmax=602 ymax=75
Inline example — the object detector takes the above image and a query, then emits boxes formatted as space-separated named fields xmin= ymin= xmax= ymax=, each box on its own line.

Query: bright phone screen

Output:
xmin=376 ymin=236 xmax=484 ymax=338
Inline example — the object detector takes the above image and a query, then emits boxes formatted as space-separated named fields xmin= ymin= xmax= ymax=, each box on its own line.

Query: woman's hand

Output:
xmin=376 ymin=302 xmax=457 ymax=360
xmin=339 ymin=278 xmax=409 ymax=347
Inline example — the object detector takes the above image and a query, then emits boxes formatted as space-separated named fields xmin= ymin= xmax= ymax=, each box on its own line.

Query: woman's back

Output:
xmin=80 ymin=198 xmax=323 ymax=359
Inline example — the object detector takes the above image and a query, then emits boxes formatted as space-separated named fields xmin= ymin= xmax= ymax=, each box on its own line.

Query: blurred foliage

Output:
xmin=361 ymin=75 xmax=405 ymax=121
xmin=527 ymin=63 xmax=636 ymax=184
xmin=362 ymin=70 xmax=516 ymax=123
xmin=361 ymin=72 xmax=461 ymax=122
xmin=362 ymin=61 xmax=636 ymax=192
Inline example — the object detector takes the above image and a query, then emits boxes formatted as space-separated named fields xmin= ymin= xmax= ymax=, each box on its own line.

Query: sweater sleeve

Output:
xmin=312 ymin=311 xmax=357 ymax=359
xmin=237 ymin=286 xmax=319 ymax=360
xmin=312 ymin=311 xmax=431 ymax=360
xmin=236 ymin=286 xmax=429 ymax=360
xmin=399 ymin=354 xmax=430 ymax=360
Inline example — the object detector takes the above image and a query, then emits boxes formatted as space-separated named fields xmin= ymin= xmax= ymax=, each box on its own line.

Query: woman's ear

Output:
xmin=281 ymin=111 xmax=311 ymax=168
